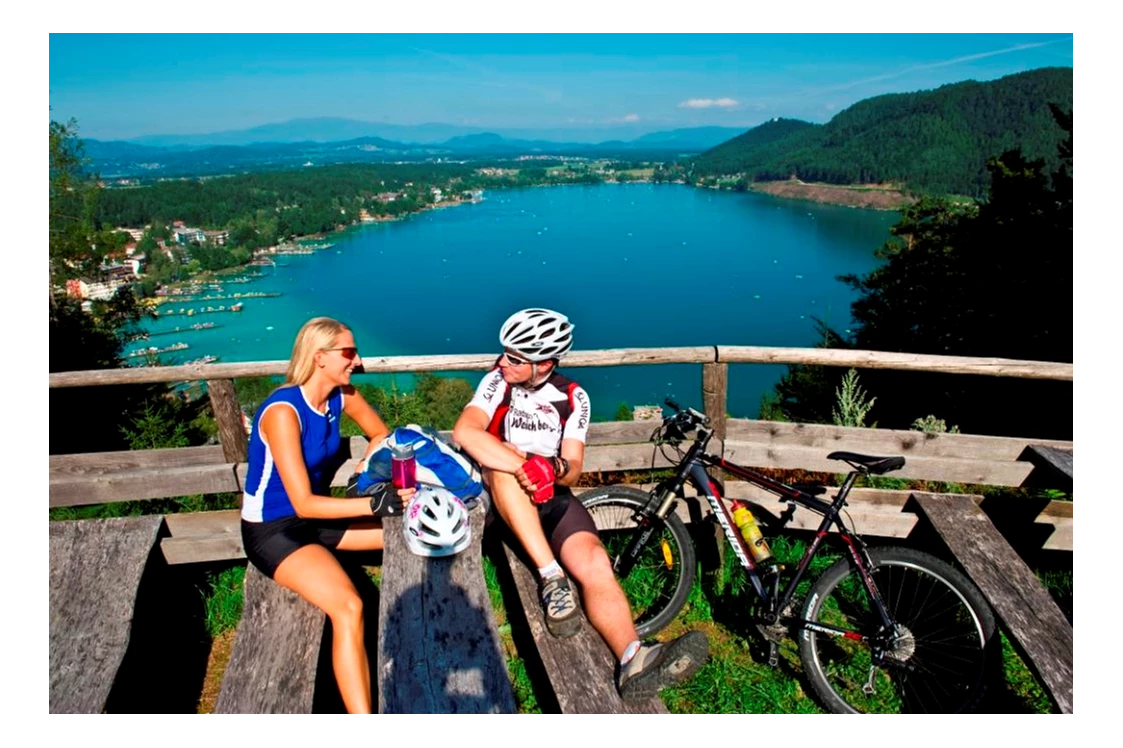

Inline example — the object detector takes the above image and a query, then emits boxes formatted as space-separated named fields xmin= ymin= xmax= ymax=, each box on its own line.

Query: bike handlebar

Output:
xmin=660 ymin=398 xmax=710 ymax=440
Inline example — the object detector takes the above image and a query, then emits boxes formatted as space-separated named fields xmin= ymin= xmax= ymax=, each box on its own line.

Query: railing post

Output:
xmin=207 ymin=378 xmax=248 ymax=464
xmin=702 ymin=362 xmax=728 ymax=442
xmin=700 ymin=360 xmax=729 ymax=588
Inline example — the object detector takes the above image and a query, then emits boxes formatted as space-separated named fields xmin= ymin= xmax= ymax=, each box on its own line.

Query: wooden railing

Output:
xmin=50 ymin=344 xmax=1073 ymax=450
xmin=48 ymin=345 xmax=1074 ymax=713
xmin=49 ymin=345 xmax=1073 ymax=560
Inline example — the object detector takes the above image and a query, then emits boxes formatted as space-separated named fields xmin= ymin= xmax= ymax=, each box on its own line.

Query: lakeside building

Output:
xmin=66 ymin=274 xmax=131 ymax=301
xmin=173 ymin=227 xmax=205 ymax=244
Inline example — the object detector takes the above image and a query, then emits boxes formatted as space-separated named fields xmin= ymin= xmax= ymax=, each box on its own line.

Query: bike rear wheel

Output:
xmin=579 ymin=486 xmax=695 ymax=638
xmin=798 ymin=546 xmax=997 ymax=714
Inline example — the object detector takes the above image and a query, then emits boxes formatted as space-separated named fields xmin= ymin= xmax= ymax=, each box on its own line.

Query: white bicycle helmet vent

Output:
xmin=498 ymin=308 xmax=575 ymax=362
xmin=402 ymin=485 xmax=471 ymax=557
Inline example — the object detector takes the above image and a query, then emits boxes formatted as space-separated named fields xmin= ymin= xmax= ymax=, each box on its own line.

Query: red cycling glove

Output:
xmin=522 ymin=454 xmax=556 ymax=504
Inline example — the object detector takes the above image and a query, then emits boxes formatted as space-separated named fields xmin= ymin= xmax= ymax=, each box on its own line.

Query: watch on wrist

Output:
xmin=553 ymin=456 xmax=569 ymax=478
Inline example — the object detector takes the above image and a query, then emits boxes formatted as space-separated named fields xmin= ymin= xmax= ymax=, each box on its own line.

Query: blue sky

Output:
xmin=48 ymin=33 xmax=1073 ymax=141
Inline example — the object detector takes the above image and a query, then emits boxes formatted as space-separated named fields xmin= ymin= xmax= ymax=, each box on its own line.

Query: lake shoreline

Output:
xmin=746 ymin=179 xmax=913 ymax=210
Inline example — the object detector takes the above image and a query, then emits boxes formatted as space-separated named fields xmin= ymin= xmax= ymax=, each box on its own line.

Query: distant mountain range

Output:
xmin=124 ymin=119 xmax=747 ymax=149
xmin=86 ymin=67 xmax=1073 ymax=192
xmin=85 ymin=125 xmax=748 ymax=178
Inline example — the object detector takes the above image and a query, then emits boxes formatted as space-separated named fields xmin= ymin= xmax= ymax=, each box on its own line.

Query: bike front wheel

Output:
xmin=579 ymin=485 xmax=696 ymax=639
xmin=798 ymin=546 xmax=997 ymax=714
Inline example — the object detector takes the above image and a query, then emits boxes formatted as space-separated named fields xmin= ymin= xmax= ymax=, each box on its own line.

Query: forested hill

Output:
xmin=693 ymin=67 xmax=1072 ymax=197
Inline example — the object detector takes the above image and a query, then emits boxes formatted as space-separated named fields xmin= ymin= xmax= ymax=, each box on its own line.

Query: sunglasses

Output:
xmin=502 ymin=351 xmax=533 ymax=367
xmin=322 ymin=346 xmax=360 ymax=361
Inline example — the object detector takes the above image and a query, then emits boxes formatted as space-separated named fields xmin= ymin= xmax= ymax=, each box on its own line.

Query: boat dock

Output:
xmin=127 ymin=342 xmax=189 ymax=359
xmin=156 ymin=303 xmax=244 ymax=318
xmin=146 ymin=323 xmax=223 ymax=337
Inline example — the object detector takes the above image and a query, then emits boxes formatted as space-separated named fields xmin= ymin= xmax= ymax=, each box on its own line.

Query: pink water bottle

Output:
xmin=391 ymin=442 xmax=417 ymax=489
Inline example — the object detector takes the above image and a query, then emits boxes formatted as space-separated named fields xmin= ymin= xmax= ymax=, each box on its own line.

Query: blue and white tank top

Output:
xmin=242 ymin=385 xmax=345 ymax=522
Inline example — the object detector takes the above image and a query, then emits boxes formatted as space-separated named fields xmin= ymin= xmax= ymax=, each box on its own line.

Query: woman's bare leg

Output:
xmin=273 ymin=544 xmax=371 ymax=713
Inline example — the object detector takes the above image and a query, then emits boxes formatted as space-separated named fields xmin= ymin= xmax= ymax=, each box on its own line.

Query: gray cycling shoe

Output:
xmin=538 ymin=574 xmax=582 ymax=638
xmin=617 ymin=630 xmax=710 ymax=702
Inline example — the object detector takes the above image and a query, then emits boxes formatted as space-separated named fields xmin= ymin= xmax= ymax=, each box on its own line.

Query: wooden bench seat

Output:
xmin=911 ymin=492 xmax=1073 ymax=713
xmin=214 ymin=564 xmax=328 ymax=713
xmin=493 ymin=532 xmax=667 ymax=714
xmin=49 ymin=516 xmax=164 ymax=713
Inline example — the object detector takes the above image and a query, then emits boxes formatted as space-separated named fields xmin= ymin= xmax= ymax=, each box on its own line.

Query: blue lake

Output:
xmin=136 ymin=184 xmax=897 ymax=419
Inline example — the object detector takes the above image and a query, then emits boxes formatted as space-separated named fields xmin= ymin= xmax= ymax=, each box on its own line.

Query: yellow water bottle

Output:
xmin=731 ymin=501 xmax=774 ymax=567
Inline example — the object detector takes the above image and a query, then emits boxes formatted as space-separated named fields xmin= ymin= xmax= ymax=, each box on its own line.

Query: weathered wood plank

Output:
xmin=585 ymin=420 xmax=666 ymax=445
xmin=717 ymin=346 xmax=1073 ymax=380
xmin=583 ymin=443 xmax=680 ymax=473
xmin=162 ymin=508 xmax=242 ymax=537
xmin=723 ymin=441 xmax=1035 ymax=486
xmin=161 ymin=509 xmax=245 ymax=564
xmin=911 ymin=493 xmax=1073 ymax=714
xmin=377 ymin=509 xmax=515 ymax=713
xmin=207 ymin=378 xmax=249 ymax=463
xmin=49 ymin=346 xmax=1072 ymax=388
xmin=583 ymin=441 xmax=1035 ymax=486
xmin=495 ymin=536 xmax=667 ymax=714
xmin=593 ymin=484 xmax=919 ymax=539
xmin=1019 ymin=445 xmax=1074 ymax=491
xmin=50 ymin=463 xmax=241 ymax=507
xmin=49 ymin=516 xmax=164 ymax=713
xmin=49 ymin=445 xmax=226 ymax=478
xmin=214 ymin=564 xmax=326 ymax=714
xmin=702 ymin=362 xmax=728 ymax=442
xmin=162 ymin=535 xmax=246 ymax=565
xmin=725 ymin=419 xmax=1073 ymax=462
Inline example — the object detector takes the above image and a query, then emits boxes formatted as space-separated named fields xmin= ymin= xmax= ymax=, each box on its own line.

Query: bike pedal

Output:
xmin=768 ymin=641 xmax=779 ymax=668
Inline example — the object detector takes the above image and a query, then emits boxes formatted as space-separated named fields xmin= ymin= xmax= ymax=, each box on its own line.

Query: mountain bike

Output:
xmin=579 ymin=399 xmax=999 ymax=713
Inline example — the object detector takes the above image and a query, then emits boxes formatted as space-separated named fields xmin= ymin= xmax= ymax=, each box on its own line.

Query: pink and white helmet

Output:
xmin=402 ymin=485 xmax=471 ymax=557
xmin=498 ymin=308 xmax=575 ymax=362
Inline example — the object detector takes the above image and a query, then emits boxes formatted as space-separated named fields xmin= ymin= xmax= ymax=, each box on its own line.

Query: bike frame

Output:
xmin=635 ymin=422 xmax=898 ymax=647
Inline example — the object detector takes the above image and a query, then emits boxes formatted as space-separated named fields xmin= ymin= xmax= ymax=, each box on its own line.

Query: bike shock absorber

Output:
xmin=613 ymin=487 xmax=674 ymax=577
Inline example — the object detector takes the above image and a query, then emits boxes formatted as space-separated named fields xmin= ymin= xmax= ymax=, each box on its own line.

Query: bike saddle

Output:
xmin=826 ymin=451 xmax=906 ymax=475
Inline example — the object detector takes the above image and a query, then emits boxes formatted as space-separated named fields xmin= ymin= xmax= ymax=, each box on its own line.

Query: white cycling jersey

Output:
xmin=466 ymin=365 xmax=591 ymax=457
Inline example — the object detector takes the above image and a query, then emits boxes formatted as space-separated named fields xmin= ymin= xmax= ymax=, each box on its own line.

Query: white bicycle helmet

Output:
xmin=498 ymin=308 xmax=575 ymax=362
xmin=402 ymin=485 xmax=471 ymax=557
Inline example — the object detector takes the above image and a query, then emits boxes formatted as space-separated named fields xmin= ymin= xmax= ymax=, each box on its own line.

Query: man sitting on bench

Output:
xmin=454 ymin=307 xmax=709 ymax=702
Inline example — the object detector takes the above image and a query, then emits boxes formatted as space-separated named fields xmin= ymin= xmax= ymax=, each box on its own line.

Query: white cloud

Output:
xmin=679 ymin=97 xmax=739 ymax=109
xmin=623 ymin=113 xmax=640 ymax=122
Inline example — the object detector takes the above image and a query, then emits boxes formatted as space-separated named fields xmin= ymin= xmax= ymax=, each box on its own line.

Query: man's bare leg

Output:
xmin=483 ymin=469 xmax=555 ymax=568
xmin=484 ymin=470 xmax=582 ymax=637
xmin=558 ymin=531 xmax=637 ymax=658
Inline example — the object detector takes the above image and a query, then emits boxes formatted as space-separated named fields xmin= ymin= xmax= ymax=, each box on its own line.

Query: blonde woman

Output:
xmin=241 ymin=317 xmax=411 ymax=714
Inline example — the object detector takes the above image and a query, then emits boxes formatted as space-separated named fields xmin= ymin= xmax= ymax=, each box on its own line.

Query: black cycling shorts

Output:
xmin=534 ymin=488 xmax=600 ymax=559
xmin=241 ymin=516 xmax=351 ymax=579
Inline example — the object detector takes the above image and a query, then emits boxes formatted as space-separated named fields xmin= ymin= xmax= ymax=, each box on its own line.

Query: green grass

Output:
xmin=200 ymin=565 xmax=246 ymax=638
xmin=506 ymin=655 xmax=541 ymax=714
xmin=480 ymin=554 xmax=542 ymax=713
xmin=997 ymin=632 xmax=1053 ymax=712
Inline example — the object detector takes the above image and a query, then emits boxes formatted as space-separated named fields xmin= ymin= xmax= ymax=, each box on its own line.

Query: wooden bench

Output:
xmin=910 ymin=492 xmax=1073 ymax=713
xmin=214 ymin=564 xmax=328 ymax=713
xmin=49 ymin=516 xmax=164 ymax=713
xmin=377 ymin=508 xmax=515 ymax=713
xmin=493 ymin=532 xmax=668 ymax=714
